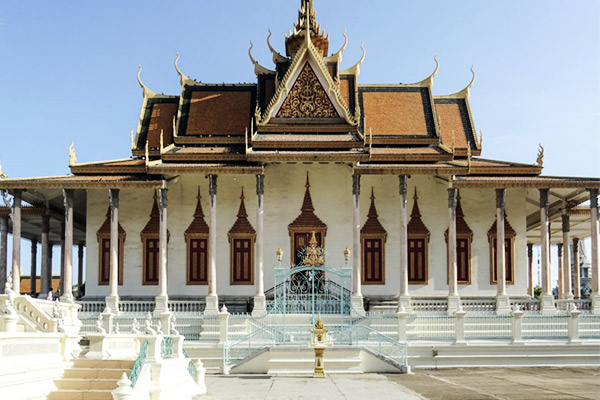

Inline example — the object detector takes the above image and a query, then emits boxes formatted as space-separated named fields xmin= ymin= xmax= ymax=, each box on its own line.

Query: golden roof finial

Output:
xmin=276 ymin=247 xmax=283 ymax=262
xmin=536 ymin=144 xmax=544 ymax=167
xmin=68 ymin=142 xmax=77 ymax=166
xmin=130 ymin=129 xmax=135 ymax=150
xmin=314 ymin=314 xmax=324 ymax=329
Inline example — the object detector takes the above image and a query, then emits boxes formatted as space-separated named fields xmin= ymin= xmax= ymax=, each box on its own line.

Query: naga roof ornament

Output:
xmin=439 ymin=65 xmax=476 ymax=99
xmin=267 ymin=29 xmax=289 ymax=63
xmin=248 ymin=41 xmax=276 ymax=76
xmin=324 ymin=30 xmax=348 ymax=64
xmin=136 ymin=65 xmax=161 ymax=99
xmin=174 ymin=53 xmax=196 ymax=87
xmin=339 ymin=42 xmax=366 ymax=76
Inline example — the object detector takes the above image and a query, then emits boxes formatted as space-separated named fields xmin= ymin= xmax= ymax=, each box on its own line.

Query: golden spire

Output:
xmin=68 ymin=142 xmax=77 ymax=166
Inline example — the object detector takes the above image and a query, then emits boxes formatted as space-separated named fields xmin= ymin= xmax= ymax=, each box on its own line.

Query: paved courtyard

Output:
xmin=203 ymin=367 xmax=600 ymax=399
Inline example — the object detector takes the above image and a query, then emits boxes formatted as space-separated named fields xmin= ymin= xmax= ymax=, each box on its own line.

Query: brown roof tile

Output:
xmin=436 ymin=102 xmax=469 ymax=149
xmin=147 ymin=102 xmax=178 ymax=149
xmin=186 ymin=91 xmax=252 ymax=136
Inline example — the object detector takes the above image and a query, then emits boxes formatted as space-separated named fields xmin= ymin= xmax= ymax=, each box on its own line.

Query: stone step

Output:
xmin=63 ymin=368 xmax=129 ymax=380
xmin=47 ymin=389 xmax=114 ymax=400
xmin=54 ymin=378 xmax=121 ymax=391
xmin=72 ymin=359 xmax=134 ymax=369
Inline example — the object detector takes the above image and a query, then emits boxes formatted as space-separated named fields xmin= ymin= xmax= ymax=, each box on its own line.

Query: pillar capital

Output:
xmin=158 ymin=187 xmax=168 ymax=209
xmin=557 ymin=243 xmax=563 ymax=256
xmin=63 ymin=189 xmax=74 ymax=209
xmin=256 ymin=174 xmax=265 ymax=196
xmin=207 ymin=174 xmax=218 ymax=196
xmin=447 ymin=187 xmax=457 ymax=208
xmin=539 ymin=188 xmax=550 ymax=209
xmin=109 ymin=188 xmax=120 ymax=209
xmin=352 ymin=175 xmax=361 ymax=196
xmin=398 ymin=175 xmax=408 ymax=198
xmin=12 ymin=189 xmax=22 ymax=207
xmin=495 ymin=188 xmax=506 ymax=209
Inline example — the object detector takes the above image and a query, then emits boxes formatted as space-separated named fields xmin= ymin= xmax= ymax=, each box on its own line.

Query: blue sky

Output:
xmin=0 ymin=1 xmax=598 ymax=286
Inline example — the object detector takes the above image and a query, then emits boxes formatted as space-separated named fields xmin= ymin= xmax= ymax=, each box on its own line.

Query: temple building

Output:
xmin=0 ymin=0 xmax=599 ymax=316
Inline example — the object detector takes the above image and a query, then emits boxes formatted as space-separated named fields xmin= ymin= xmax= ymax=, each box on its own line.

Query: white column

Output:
xmin=61 ymin=189 xmax=74 ymax=302
xmin=589 ymin=188 xmax=600 ymax=314
xmin=527 ymin=243 xmax=534 ymax=297
xmin=253 ymin=174 xmax=266 ymax=315
xmin=11 ymin=189 xmax=22 ymax=294
xmin=0 ymin=215 xmax=8 ymax=292
xmin=398 ymin=175 xmax=410 ymax=311
xmin=106 ymin=189 xmax=120 ymax=314
xmin=205 ymin=174 xmax=219 ymax=314
xmin=30 ymin=239 xmax=38 ymax=295
xmin=155 ymin=186 xmax=169 ymax=314
xmin=351 ymin=175 xmax=364 ymax=312
xmin=447 ymin=187 xmax=459 ymax=314
xmin=40 ymin=215 xmax=50 ymax=297
xmin=557 ymin=244 xmax=563 ymax=299
xmin=573 ymin=238 xmax=580 ymax=299
xmin=539 ymin=188 xmax=555 ymax=314
xmin=495 ymin=188 xmax=510 ymax=313
xmin=77 ymin=243 xmax=84 ymax=298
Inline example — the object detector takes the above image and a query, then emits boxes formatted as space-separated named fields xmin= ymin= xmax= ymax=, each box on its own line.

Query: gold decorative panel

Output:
xmin=276 ymin=62 xmax=340 ymax=118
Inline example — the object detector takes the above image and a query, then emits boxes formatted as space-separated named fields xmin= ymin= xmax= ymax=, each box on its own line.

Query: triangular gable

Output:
xmin=276 ymin=62 xmax=340 ymax=118
xmin=258 ymin=41 xmax=357 ymax=126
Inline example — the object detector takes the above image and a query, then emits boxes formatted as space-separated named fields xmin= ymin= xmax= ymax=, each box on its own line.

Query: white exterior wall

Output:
xmin=85 ymin=164 xmax=529 ymax=299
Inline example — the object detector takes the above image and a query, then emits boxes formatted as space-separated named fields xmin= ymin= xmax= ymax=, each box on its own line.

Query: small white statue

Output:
xmin=47 ymin=291 xmax=54 ymax=301
xmin=96 ymin=318 xmax=106 ymax=334
xmin=156 ymin=319 xmax=164 ymax=335
xmin=170 ymin=316 xmax=179 ymax=336
xmin=144 ymin=312 xmax=156 ymax=335
xmin=132 ymin=318 xmax=141 ymax=335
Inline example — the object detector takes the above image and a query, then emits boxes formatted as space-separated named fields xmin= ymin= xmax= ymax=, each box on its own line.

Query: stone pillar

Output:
xmin=495 ymin=188 xmax=510 ymax=313
xmin=557 ymin=244 xmax=563 ymax=299
xmin=40 ymin=215 xmax=50 ymax=297
xmin=155 ymin=186 xmax=169 ymax=314
xmin=589 ymin=188 xmax=600 ymax=314
xmin=206 ymin=174 xmax=219 ymax=314
xmin=105 ymin=189 xmax=120 ymax=313
xmin=253 ymin=174 xmax=266 ymax=315
xmin=562 ymin=216 xmax=572 ymax=299
xmin=573 ymin=238 xmax=580 ymax=299
xmin=447 ymin=187 xmax=459 ymax=314
xmin=61 ymin=189 xmax=74 ymax=302
xmin=77 ymin=243 xmax=84 ymax=298
xmin=398 ymin=175 xmax=410 ymax=312
xmin=48 ymin=244 xmax=54 ymax=294
xmin=527 ymin=243 xmax=534 ymax=297
xmin=30 ymin=239 xmax=38 ymax=295
xmin=0 ymin=215 xmax=8 ymax=292
xmin=59 ymin=221 xmax=65 ymax=296
xmin=11 ymin=189 xmax=22 ymax=294
xmin=539 ymin=189 xmax=555 ymax=314
xmin=351 ymin=175 xmax=364 ymax=312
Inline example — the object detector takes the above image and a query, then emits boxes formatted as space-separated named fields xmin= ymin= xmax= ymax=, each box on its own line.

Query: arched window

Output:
xmin=140 ymin=193 xmax=169 ymax=285
xmin=488 ymin=215 xmax=515 ymax=284
xmin=445 ymin=192 xmax=473 ymax=284
xmin=96 ymin=207 xmax=125 ymax=285
xmin=407 ymin=190 xmax=430 ymax=284
xmin=228 ymin=190 xmax=256 ymax=285
xmin=361 ymin=189 xmax=386 ymax=284
xmin=185 ymin=189 xmax=209 ymax=285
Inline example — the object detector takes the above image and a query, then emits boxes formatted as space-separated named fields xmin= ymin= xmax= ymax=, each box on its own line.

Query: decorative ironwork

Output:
xmin=161 ymin=336 xmax=173 ymax=357
xmin=276 ymin=62 xmax=339 ymax=118
xmin=129 ymin=339 xmax=148 ymax=388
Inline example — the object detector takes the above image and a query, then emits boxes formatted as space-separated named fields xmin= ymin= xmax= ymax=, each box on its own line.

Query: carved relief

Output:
xmin=276 ymin=62 xmax=339 ymax=119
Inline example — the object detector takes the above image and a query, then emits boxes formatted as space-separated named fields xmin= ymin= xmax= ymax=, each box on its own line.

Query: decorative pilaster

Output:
xmin=527 ymin=243 xmax=534 ymax=297
xmin=253 ymin=174 xmax=266 ymax=315
xmin=539 ymin=189 xmax=555 ymax=314
xmin=398 ymin=175 xmax=410 ymax=312
xmin=61 ymin=189 xmax=74 ymax=302
xmin=0 ymin=215 xmax=8 ymax=293
xmin=447 ymin=187 xmax=459 ymax=314
xmin=30 ymin=239 xmax=38 ymax=295
xmin=589 ymin=188 xmax=600 ymax=314
xmin=573 ymin=238 xmax=580 ymax=299
xmin=106 ymin=189 xmax=120 ymax=314
xmin=206 ymin=174 xmax=219 ymax=314
xmin=351 ymin=175 xmax=364 ymax=312
xmin=11 ymin=189 xmax=22 ymax=294
xmin=155 ymin=186 xmax=169 ymax=314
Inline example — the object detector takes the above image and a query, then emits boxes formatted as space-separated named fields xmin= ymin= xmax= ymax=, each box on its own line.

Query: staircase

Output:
xmin=48 ymin=359 xmax=134 ymax=400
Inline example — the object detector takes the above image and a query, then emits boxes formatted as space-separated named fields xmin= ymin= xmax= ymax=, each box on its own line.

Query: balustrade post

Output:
xmin=195 ymin=360 xmax=207 ymax=395
xmin=511 ymin=308 xmax=524 ymax=345
xmin=145 ymin=335 xmax=163 ymax=363
xmin=397 ymin=308 xmax=409 ymax=342
xmin=568 ymin=308 xmax=582 ymax=344
xmin=160 ymin=312 xmax=173 ymax=335
xmin=101 ymin=307 xmax=114 ymax=334
xmin=218 ymin=305 xmax=230 ymax=345
xmin=172 ymin=335 xmax=184 ymax=358
xmin=454 ymin=308 xmax=467 ymax=344
xmin=111 ymin=373 xmax=135 ymax=400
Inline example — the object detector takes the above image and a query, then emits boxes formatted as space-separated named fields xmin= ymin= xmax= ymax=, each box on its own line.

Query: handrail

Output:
xmin=223 ymin=325 xmax=276 ymax=370
xmin=350 ymin=325 xmax=407 ymax=368
xmin=161 ymin=336 xmax=173 ymax=358
xmin=129 ymin=339 xmax=148 ymax=388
